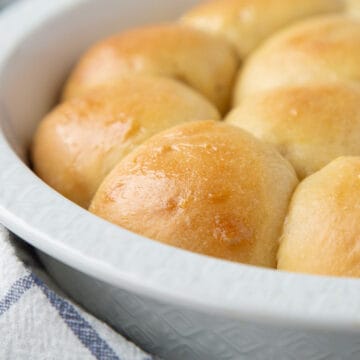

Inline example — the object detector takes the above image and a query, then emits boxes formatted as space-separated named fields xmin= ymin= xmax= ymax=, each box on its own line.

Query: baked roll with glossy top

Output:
xmin=226 ymin=83 xmax=360 ymax=179
xmin=182 ymin=0 xmax=344 ymax=58
xmin=90 ymin=121 xmax=298 ymax=267
xmin=347 ymin=0 xmax=360 ymax=17
xmin=32 ymin=77 xmax=220 ymax=208
xmin=63 ymin=24 xmax=238 ymax=114
xmin=278 ymin=157 xmax=360 ymax=277
xmin=236 ymin=15 xmax=360 ymax=101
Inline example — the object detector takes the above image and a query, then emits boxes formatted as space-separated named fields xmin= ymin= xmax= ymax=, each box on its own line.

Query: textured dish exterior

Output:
xmin=1 ymin=1 xmax=360 ymax=359
xmin=39 ymin=252 xmax=360 ymax=360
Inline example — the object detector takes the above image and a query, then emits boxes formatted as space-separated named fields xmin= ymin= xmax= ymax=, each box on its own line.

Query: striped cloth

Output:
xmin=0 ymin=0 xmax=14 ymax=10
xmin=0 ymin=226 xmax=154 ymax=360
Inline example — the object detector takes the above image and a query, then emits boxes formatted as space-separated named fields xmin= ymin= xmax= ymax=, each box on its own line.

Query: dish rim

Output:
xmin=1 ymin=0 xmax=360 ymax=333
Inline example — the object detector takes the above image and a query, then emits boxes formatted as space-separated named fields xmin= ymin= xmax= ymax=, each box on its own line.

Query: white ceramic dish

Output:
xmin=1 ymin=1 xmax=360 ymax=359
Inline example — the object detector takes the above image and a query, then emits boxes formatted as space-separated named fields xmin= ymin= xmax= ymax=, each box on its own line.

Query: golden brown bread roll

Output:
xmin=90 ymin=121 xmax=298 ymax=267
xmin=347 ymin=0 xmax=360 ymax=17
xmin=235 ymin=15 xmax=360 ymax=101
xmin=32 ymin=77 xmax=220 ymax=208
xmin=226 ymin=83 xmax=360 ymax=179
xmin=278 ymin=157 xmax=360 ymax=277
xmin=182 ymin=0 xmax=344 ymax=58
xmin=63 ymin=24 xmax=238 ymax=114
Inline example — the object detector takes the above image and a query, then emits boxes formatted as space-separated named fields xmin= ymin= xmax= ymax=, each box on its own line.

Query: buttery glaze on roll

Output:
xmin=182 ymin=0 xmax=344 ymax=58
xmin=63 ymin=24 xmax=238 ymax=114
xmin=32 ymin=77 xmax=220 ymax=208
xmin=226 ymin=83 xmax=360 ymax=179
xmin=235 ymin=15 xmax=360 ymax=101
xmin=90 ymin=121 xmax=298 ymax=267
xmin=278 ymin=157 xmax=360 ymax=277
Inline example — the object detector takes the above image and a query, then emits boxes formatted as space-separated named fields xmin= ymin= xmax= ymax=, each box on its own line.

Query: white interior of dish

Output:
xmin=1 ymin=0 xmax=360 ymax=331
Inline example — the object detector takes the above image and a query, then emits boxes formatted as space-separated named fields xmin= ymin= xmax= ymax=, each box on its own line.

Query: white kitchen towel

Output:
xmin=0 ymin=225 xmax=154 ymax=360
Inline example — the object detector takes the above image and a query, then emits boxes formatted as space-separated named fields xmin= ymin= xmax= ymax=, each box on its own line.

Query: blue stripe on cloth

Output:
xmin=30 ymin=273 xmax=121 ymax=360
xmin=0 ymin=274 xmax=34 ymax=317
xmin=0 ymin=271 xmax=153 ymax=360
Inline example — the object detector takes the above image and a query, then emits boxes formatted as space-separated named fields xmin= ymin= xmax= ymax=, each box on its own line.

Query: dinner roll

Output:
xmin=347 ymin=0 xmax=360 ymax=17
xmin=32 ymin=77 xmax=220 ymax=208
xmin=63 ymin=24 xmax=238 ymax=114
xmin=90 ymin=121 xmax=298 ymax=267
xmin=182 ymin=0 xmax=344 ymax=58
xmin=236 ymin=15 xmax=360 ymax=101
xmin=226 ymin=83 xmax=360 ymax=179
xmin=278 ymin=157 xmax=360 ymax=277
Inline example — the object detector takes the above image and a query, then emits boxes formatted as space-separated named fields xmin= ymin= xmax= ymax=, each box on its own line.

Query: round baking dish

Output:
xmin=1 ymin=1 xmax=360 ymax=359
